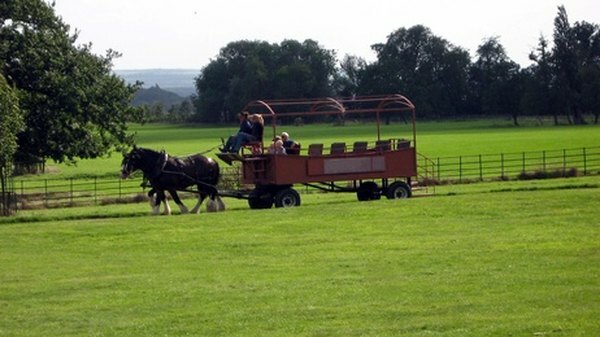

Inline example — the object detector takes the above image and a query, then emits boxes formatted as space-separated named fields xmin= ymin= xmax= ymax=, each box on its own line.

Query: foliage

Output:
xmin=194 ymin=39 xmax=337 ymax=122
xmin=188 ymin=6 xmax=599 ymax=127
xmin=0 ymin=0 xmax=143 ymax=167
xmin=0 ymin=177 xmax=598 ymax=335
xmin=469 ymin=37 xmax=522 ymax=124
xmin=363 ymin=25 xmax=471 ymax=118
xmin=0 ymin=73 xmax=23 ymax=215
xmin=526 ymin=5 xmax=600 ymax=125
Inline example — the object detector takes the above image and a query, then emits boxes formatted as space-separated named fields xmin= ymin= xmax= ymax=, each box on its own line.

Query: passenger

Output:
xmin=230 ymin=113 xmax=264 ymax=153
xmin=268 ymin=136 xmax=287 ymax=155
xmin=221 ymin=111 xmax=253 ymax=153
xmin=281 ymin=132 xmax=294 ymax=148
xmin=281 ymin=131 xmax=300 ymax=154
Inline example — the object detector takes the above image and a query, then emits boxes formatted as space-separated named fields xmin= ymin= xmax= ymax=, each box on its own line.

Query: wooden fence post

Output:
xmin=479 ymin=154 xmax=483 ymax=181
xmin=542 ymin=151 xmax=546 ymax=172
xmin=500 ymin=153 xmax=505 ymax=178
xmin=44 ymin=179 xmax=48 ymax=208
xmin=583 ymin=147 xmax=587 ymax=175
xmin=459 ymin=156 xmax=462 ymax=183
xmin=69 ymin=178 xmax=73 ymax=205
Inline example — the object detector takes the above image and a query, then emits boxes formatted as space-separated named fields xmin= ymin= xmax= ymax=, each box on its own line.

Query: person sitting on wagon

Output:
xmin=281 ymin=131 xmax=300 ymax=154
xmin=229 ymin=113 xmax=264 ymax=154
xmin=268 ymin=136 xmax=287 ymax=155
xmin=221 ymin=111 xmax=252 ymax=153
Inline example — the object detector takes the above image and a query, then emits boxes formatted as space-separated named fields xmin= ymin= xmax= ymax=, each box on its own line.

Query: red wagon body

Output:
xmin=217 ymin=94 xmax=419 ymax=208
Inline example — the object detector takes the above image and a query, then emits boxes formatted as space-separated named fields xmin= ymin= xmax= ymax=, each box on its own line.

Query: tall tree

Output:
xmin=552 ymin=5 xmax=586 ymax=124
xmin=333 ymin=55 xmax=366 ymax=97
xmin=571 ymin=21 xmax=600 ymax=124
xmin=364 ymin=25 xmax=471 ymax=118
xmin=0 ymin=0 xmax=142 ymax=168
xmin=470 ymin=37 xmax=522 ymax=125
xmin=194 ymin=39 xmax=336 ymax=123
xmin=0 ymin=73 xmax=23 ymax=215
xmin=526 ymin=35 xmax=557 ymax=124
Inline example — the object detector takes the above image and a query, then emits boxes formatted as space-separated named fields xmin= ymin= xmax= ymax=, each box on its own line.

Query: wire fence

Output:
xmin=422 ymin=146 xmax=600 ymax=184
xmin=7 ymin=146 xmax=600 ymax=210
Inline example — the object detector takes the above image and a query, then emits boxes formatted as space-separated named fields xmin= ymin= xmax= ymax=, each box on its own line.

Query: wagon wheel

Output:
xmin=274 ymin=188 xmax=301 ymax=208
xmin=357 ymin=181 xmax=381 ymax=201
xmin=385 ymin=181 xmax=412 ymax=199
xmin=248 ymin=189 xmax=273 ymax=209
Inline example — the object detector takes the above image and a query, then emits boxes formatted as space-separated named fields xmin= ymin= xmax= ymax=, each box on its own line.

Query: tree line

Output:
xmin=1 ymin=0 xmax=599 ymax=184
xmin=190 ymin=5 xmax=599 ymax=126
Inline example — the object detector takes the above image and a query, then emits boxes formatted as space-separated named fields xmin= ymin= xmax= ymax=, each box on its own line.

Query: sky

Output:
xmin=52 ymin=0 xmax=600 ymax=70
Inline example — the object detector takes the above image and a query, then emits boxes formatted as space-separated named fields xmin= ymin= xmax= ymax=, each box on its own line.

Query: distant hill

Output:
xmin=116 ymin=69 xmax=199 ymax=97
xmin=132 ymin=85 xmax=185 ymax=107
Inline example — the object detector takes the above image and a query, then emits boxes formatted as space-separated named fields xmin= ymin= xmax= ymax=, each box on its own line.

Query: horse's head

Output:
xmin=120 ymin=148 xmax=143 ymax=179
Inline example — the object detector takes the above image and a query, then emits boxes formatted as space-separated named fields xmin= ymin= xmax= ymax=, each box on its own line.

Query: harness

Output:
xmin=142 ymin=150 xmax=219 ymax=197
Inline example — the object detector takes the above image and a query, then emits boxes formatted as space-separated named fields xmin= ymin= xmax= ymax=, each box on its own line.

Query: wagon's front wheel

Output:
xmin=248 ymin=189 xmax=273 ymax=209
xmin=274 ymin=188 xmax=301 ymax=208
xmin=357 ymin=181 xmax=381 ymax=201
xmin=386 ymin=181 xmax=412 ymax=199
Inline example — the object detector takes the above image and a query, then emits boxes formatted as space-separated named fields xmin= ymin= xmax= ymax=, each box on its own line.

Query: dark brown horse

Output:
xmin=121 ymin=147 xmax=225 ymax=215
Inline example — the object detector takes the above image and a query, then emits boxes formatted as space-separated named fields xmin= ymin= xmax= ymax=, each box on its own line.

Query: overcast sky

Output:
xmin=52 ymin=0 xmax=600 ymax=70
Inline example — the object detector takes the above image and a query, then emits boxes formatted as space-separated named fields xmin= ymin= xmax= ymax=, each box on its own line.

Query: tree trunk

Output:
xmin=572 ymin=105 xmax=587 ymax=125
xmin=512 ymin=114 xmax=519 ymax=126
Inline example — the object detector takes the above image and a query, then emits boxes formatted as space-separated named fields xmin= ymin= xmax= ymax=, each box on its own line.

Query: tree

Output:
xmin=0 ymin=0 xmax=142 ymax=169
xmin=526 ymin=35 xmax=558 ymax=124
xmin=0 ymin=73 xmax=23 ymax=215
xmin=194 ymin=39 xmax=337 ymax=123
xmin=333 ymin=55 xmax=366 ymax=97
xmin=552 ymin=5 xmax=586 ymax=124
xmin=469 ymin=37 xmax=522 ymax=125
xmin=364 ymin=25 xmax=471 ymax=118
xmin=571 ymin=21 xmax=600 ymax=124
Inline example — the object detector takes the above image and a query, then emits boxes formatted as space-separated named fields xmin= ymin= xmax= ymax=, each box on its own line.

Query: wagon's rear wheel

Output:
xmin=248 ymin=189 xmax=273 ymax=209
xmin=274 ymin=188 xmax=301 ymax=208
xmin=386 ymin=181 xmax=412 ymax=199
xmin=357 ymin=181 xmax=381 ymax=201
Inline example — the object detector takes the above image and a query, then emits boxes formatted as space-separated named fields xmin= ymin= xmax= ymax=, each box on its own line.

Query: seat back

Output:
xmin=330 ymin=142 xmax=346 ymax=155
xmin=375 ymin=140 xmax=391 ymax=151
xmin=353 ymin=141 xmax=368 ymax=153
xmin=308 ymin=144 xmax=323 ymax=156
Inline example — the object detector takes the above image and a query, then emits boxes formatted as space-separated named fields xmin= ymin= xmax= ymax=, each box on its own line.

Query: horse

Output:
xmin=120 ymin=147 xmax=225 ymax=215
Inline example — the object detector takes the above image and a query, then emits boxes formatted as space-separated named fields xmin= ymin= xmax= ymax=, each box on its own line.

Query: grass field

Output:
xmin=1 ymin=176 xmax=599 ymax=336
xmin=26 ymin=119 xmax=600 ymax=179
xmin=3 ymin=119 xmax=599 ymax=336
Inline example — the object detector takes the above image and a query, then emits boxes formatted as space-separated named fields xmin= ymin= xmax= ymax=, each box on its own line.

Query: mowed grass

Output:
xmin=35 ymin=119 xmax=600 ymax=179
xmin=1 ymin=176 xmax=599 ymax=336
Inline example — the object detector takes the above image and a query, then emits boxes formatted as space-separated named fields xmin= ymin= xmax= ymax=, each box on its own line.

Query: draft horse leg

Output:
xmin=168 ymin=189 xmax=189 ymax=214
xmin=189 ymin=188 xmax=207 ymax=214
xmin=148 ymin=189 xmax=170 ymax=215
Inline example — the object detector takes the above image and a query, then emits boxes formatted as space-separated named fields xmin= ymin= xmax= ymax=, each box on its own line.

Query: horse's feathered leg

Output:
xmin=190 ymin=192 xmax=207 ymax=214
xmin=149 ymin=189 xmax=162 ymax=215
xmin=216 ymin=195 xmax=226 ymax=211
xmin=168 ymin=190 xmax=188 ymax=214
xmin=162 ymin=192 xmax=172 ymax=215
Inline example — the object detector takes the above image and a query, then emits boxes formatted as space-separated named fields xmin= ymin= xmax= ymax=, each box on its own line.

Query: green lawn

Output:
xmin=27 ymin=119 xmax=600 ymax=179
xmin=1 ymin=176 xmax=599 ymax=336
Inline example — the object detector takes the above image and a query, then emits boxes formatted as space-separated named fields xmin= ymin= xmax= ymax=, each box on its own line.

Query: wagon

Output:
xmin=216 ymin=94 xmax=421 ymax=209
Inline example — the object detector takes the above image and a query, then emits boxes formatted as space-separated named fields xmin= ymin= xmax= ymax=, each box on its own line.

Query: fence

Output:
xmin=424 ymin=146 xmax=600 ymax=184
xmin=10 ymin=146 xmax=600 ymax=210
xmin=13 ymin=167 xmax=243 ymax=210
